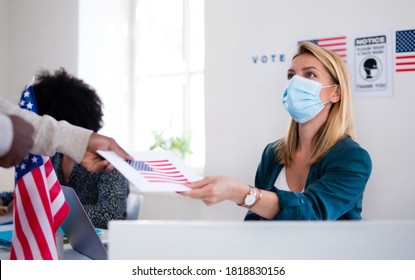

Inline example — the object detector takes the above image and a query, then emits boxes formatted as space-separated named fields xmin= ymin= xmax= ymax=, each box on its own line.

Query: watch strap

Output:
xmin=237 ymin=185 xmax=262 ymax=208
xmin=248 ymin=187 xmax=262 ymax=208
xmin=237 ymin=186 xmax=252 ymax=207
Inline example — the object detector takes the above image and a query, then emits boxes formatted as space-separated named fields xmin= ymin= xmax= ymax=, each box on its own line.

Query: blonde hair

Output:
xmin=276 ymin=41 xmax=356 ymax=165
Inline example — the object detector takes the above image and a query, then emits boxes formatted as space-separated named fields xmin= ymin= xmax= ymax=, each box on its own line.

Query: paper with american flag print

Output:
xmin=97 ymin=150 xmax=200 ymax=192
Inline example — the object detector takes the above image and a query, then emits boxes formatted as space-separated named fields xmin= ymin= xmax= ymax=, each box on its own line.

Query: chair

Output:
xmin=125 ymin=193 xmax=143 ymax=220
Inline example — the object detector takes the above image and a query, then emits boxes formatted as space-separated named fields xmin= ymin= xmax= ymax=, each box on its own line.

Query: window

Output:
xmin=79 ymin=0 xmax=205 ymax=170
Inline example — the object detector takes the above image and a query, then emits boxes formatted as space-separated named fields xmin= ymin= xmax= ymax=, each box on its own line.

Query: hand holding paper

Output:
xmin=97 ymin=150 xmax=201 ymax=192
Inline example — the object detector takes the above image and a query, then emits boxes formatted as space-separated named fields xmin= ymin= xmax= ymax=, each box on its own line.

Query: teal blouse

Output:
xmin=245 ymin=137 xmax=372 ymax=220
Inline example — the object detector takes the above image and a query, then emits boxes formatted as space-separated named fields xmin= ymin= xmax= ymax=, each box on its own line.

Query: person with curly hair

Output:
xmin=33 ymin=68 xmax=129 ymax=229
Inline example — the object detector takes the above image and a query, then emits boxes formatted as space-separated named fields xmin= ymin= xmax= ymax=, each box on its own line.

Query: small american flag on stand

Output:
xmin=128 ymin=159 xmax=189 ymax=184
xmin=301 ymin=36 xmax=348 ymax=61
xmin=10 ymin=80 xmax=70 ymax=260
xmin=395 ymin=29 xmax=415 ymax=72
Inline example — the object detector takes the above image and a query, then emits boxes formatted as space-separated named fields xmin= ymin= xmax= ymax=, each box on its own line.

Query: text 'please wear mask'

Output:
xmin=282 ymin=75 xmax=335 ymax=123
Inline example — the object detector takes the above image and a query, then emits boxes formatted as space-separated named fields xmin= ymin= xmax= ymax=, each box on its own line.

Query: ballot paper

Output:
xmin=97 ymin=150 xmax=201 ymax=192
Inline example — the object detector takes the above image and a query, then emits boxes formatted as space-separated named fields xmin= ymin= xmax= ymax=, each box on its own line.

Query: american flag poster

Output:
xmin=300 ymin=36 xmax=348 ymax=61
xmin=97 ymin=150 xmax=201 ymax=192
xmin=11 ymin=81 xmax=70 ymax=259
xmin=395 ymin=29 xmax=415 ymax=73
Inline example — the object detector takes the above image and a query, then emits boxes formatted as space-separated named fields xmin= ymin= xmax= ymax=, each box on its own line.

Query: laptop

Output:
xmin=61 ymin=186 xmax=108 ymax=260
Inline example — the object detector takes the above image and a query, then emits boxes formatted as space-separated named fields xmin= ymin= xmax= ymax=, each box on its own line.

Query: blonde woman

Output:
xmin=182 ymin=42 xmax=372 ymax=220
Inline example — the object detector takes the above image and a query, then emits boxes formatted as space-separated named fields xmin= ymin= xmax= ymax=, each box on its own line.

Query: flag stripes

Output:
xmin=11 ymin=81 xmax=69 ymax=260
xmin=301 ymin=36 xmax=348 ymax=61
xmin=12 ymin=165 xmax=59 ymax=259
xmin=129 ymin=159 xmax=189 ymax=184
xmin=395 ymin=29 xmax=415 ymax=72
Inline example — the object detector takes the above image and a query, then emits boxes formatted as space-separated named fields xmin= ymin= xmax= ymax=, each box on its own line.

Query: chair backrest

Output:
xmin=125 ymin=193 xmax=143 ymax=220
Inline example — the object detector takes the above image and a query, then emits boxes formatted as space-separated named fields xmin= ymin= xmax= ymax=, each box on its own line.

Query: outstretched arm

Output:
xmin=1 ymin=97 xmax=133 ymax=172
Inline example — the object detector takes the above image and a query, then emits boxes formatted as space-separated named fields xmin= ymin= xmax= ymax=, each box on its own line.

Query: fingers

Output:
xmin=91 ymin=160 xmax=114 ymax=173
xmin=185 ymin=177 xmax=213 ymax=190
xmin=80 ymin=151 xmax=112 ymax=173
xmin=103 ymin=163 xmax=115 ymax=173
xmin=88 ymin=133 xmax=133 ymax=161
xmin=0 ymin=205 xmax=9 ymax=216
xmin=180 ymin=186 xmax=206 ymax=198
xmin=7 ymin=202 xmax=13 ymax=214
xmin=83 ymin=132 xmax=131 ymax=172
xmin=107 ymin=138 xmax=134 ymax=161
xmin=89 ymin=160 xmax=108 ymax=173
xmin=180 ymin=176 xmax=240 ymax=206
xmin=179 ymin=187 xmax=217 ymax=206
xmin=180 ymin=177 xmax=222 ymax=205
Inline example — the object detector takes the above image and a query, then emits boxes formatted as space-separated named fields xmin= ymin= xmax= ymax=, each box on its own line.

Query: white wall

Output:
xmin=0 ymin=0 xmax=11 ymax=186
xmin=0 ymin=0 xmax=8 ymax=99
xmin=78 ymin=0 xmax=132 ymax=149
xmin=0 ymin=0 xmax=79 ymax=192
xmin=204 ymin=0 xmax=415 ymax=220
xmin=6 ymin=0 xmax=79 ymax=104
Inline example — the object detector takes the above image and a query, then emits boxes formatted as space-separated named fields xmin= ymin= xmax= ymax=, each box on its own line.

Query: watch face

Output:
xmin=245 ymin=194 xmax=256 ymax=206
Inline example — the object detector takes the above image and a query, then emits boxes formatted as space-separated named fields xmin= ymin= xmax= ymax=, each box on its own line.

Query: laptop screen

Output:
xmin=61 ymin=186 xmax=107 ymax=260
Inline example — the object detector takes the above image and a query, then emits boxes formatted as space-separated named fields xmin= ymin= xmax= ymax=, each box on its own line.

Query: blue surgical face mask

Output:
xmin=282 ymin=75 xmax=336 ymax=123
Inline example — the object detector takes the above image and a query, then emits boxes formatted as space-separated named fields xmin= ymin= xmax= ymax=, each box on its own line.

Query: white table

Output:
xmin=108 ymin=220 xmax=415 ymax=259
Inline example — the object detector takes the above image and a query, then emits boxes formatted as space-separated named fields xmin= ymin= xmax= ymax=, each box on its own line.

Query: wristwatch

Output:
xmin=237 ymin=185 xmax=262 ymax=208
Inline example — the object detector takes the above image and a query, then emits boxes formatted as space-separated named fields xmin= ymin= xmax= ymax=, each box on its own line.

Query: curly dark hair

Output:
xmin=33 ymin=68 xmax=104 ymax=132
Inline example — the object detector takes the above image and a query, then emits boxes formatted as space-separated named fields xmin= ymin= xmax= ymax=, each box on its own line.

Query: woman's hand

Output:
xmin=180 ymin=176 xmax=249 ymax=206
xmin=181 ymin=176 xmax=280 ymax=219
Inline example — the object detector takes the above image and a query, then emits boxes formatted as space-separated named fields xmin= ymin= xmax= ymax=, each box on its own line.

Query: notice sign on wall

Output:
xmin=354 ymin=34 xmax=392 ymax=97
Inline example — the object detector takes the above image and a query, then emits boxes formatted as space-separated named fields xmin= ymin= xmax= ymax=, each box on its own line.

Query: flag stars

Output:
xmin=31 ymin=156 xmax=39 ymax=164
xmin=20 ymin=163 xmax=26 ymax=170
xmin=20 ymin=100 xmax=25 ymax=107
xmin=23 ymin=90 xmax=30 ymax=98
xmin=26 ymin=102 xmax=34 ymax=110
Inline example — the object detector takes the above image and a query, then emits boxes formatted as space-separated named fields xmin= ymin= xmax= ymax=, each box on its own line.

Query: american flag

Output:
xmin=128 ymin=159 xmax=189 ymax=184
xmin=301 ymin=36 xmax=348 ymax=61
xmin=10 ymin=81 xmax=70 ymax=260
xmin=395 ymin=29 xmax=415 ymax=72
